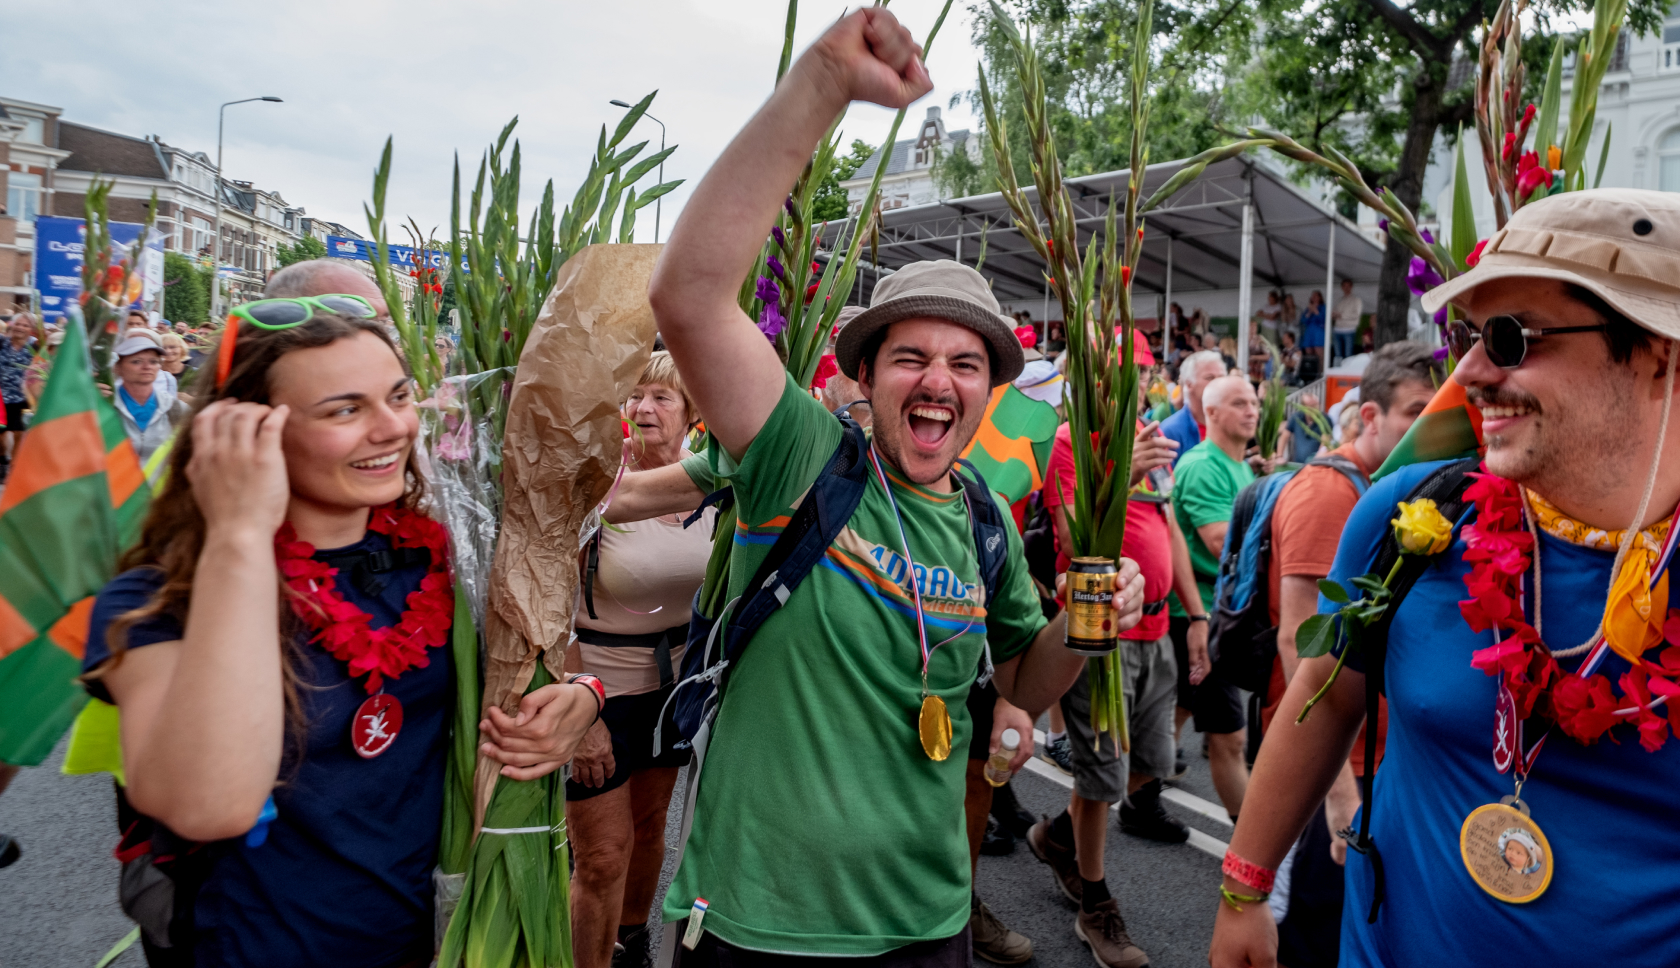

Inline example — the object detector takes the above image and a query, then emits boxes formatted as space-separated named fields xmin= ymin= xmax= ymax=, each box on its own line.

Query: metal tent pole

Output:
xmin=1236 ymin=202 xmax=1254 ymax=374
xmin=1324 ymin=222 xmax=1337 ymax=368
xmin=1164 ymin=236 xmax=1174 ymax=360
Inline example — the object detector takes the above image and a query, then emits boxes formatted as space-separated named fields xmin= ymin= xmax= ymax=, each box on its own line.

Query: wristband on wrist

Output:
xmin=1188 ymin=614 xmax=1210 ymax=623
xmin=1221 ymin=849 xmax=1276 ymax=893
xmin=567 ymin=674 xmax=607 ymax=719
xmin=1219 ymin=885 xmax=1269 ymax=912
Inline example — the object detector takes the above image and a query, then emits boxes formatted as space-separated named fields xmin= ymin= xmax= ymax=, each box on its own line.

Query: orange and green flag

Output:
xmin=1371 ymin=375 xmax=1485 ymax=481
xmin=0 ymin=317 xmax=149 ymax=765
xmin=962 ymin=383 xmax=1062 ymax=505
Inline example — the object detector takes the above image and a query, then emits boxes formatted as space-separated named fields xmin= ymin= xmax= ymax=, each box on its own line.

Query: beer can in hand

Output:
xmin=1065 ymin=556 xmax=1118 ymax=656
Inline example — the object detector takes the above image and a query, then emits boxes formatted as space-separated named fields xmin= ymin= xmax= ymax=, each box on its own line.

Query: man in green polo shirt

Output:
xmin=1171 ymin=374 xmax=1258 ymax=823
xmin=641 ymin=8 xmax=1146 ymax=966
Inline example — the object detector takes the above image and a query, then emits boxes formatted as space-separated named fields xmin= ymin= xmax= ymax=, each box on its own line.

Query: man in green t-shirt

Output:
xmin=632 ymin=10 xmax=1148 ymax=966
xmin=1170 ymin=374 xmax=1258 ymax=823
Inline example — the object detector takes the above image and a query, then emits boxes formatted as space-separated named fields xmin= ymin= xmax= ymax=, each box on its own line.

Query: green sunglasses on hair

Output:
xmin=227 ymin=294 xmax=379 ymax=330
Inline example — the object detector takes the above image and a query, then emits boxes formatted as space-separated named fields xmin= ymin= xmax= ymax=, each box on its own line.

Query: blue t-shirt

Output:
xmin=85 ymin=530 xmax=451 ymax=968
xmin=1325 ymin=462 xmax=1680 ymax=966
xmin=1299 ymin=307 xmax=1325 ymax=350
xmin=1159 ymin=403 xmax=1202 ymax=468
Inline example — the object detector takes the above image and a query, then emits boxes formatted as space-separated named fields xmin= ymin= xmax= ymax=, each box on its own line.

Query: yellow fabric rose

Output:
xmin=1392 ymin=499 xmax=1453 ymax=556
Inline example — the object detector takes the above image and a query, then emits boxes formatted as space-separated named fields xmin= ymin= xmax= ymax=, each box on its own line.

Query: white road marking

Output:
xmin=1026 ymin=729 xmax=1229 ymax=859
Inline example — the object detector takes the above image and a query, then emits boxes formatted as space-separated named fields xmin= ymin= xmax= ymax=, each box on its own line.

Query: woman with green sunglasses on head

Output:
xmin=81 ymin=302 xmax=605 ymax=968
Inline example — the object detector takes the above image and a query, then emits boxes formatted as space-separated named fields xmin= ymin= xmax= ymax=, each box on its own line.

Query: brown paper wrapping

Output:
xmin=474 ymin=243 xmax=660 ymax=828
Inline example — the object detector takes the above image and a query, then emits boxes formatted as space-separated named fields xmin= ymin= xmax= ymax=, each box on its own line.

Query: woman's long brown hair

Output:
xmin=90 ymin=313 xmax=427 ymax=745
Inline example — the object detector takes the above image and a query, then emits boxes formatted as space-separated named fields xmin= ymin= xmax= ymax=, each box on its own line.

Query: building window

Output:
xmin=18 ymin=117 xmax=44 ymax=145
xmin=1660 ymin=129 xmax=1680 ymax=191
xmin=6 ymin=172 xmax=41 ymax=226
xmin=1665 ymin=22 xmax=1680 ymax=71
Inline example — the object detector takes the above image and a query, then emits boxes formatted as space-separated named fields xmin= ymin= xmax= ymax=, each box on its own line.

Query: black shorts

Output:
xmin=564 ymin=687 xmax=689 ymax=801
xmin=4 ymin=401 xmax=24 ymax=432
xmin=966 ymin=676 xmax=998 ymax=762
xmin=1170 ymin=615 xmax=1246 ymax=735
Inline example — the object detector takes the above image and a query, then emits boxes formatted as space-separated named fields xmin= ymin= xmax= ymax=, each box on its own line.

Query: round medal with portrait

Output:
xmin=1459 ymin=801 xmax=1553 ymax=903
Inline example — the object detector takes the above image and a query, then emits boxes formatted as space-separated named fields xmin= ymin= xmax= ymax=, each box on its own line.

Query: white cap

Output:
xmin=1000 ymin=728 xmax=1020 ymax=749
xmin=115 ymin=335 xmax=163 ymax=359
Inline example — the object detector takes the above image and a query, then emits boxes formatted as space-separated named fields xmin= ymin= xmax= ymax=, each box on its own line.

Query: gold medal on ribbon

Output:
xmin=918 ymin=694 xmax=952 ymax=761
xmin=1460 ymin=801 xmax=1553 ymax=903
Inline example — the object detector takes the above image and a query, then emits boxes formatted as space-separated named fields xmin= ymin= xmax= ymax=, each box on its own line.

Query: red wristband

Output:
xmin=568 ymin=674 xmax=606 ymax=715
xmin=1221 ymin=850 xmax=1276 ymax=893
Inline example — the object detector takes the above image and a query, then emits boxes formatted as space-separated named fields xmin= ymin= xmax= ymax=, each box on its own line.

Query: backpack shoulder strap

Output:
xmin=1306 ymin=453 xmax=1371 ymax=497
xmin=582 ymin=528 xmax=602 ymax=620
xmin=954 ymin=458 xmax=1009 ymax=610
xmin=1346 ymin=456 xmax=1479 ymax=924
xmin=722 ymin=412 xmax=871 ymax=660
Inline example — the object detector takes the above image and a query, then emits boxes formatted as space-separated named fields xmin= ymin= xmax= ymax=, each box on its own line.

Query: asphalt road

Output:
xmin=1 ymin=726 xmax=1231 ymax=968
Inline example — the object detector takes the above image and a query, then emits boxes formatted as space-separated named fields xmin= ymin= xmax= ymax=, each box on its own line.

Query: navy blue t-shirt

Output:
xmin=1324 ymin=462 xmax=1680 ymax=966
xmin=85 ymin=530 xmax=451 ymax=968
xmin=1159 ymin=403 xmax=1202 ymax=468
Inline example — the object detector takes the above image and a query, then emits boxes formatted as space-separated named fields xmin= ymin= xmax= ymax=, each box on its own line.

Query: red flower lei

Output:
xmin=1461 ymin=468 xmax=1680 ymax=750
xmin=275 ymin=505 xmax=454 ymax=693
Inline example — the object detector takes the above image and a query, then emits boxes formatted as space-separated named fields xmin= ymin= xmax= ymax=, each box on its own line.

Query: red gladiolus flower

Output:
xmin=805 ymin=281 xmax=819 ymax=304
xmin=1517 ymin=163 xmax=1553 ymax=198
xmin=810 ymin=353 xmax=838 ymax=390
xmin=1466 ymin=238 xmax=1489 ymax=268
xmin=1521 ymin=103 xmax=1536 ymax=126
xmin=1665 ymin=608 xmax=1680 ymax=647
xmin=1121 ymin=265 xmax=1132 ymax=286
xmin=1502 ymin=132 xmax=1517 ymax=162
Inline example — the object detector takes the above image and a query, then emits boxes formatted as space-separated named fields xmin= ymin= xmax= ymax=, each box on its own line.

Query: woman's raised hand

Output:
xmin=187 ymin=400 xmax=291 ymax=541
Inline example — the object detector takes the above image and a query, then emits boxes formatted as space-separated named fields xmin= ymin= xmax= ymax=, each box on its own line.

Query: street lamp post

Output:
xmin=609 ymin=100 xmax=665 ymax=243
xmin=210 ymin=96 xmax=282 ymax=320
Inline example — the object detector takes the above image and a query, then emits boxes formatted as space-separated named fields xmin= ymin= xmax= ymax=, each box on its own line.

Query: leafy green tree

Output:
xmin=276 ymin=234 xmax=327 ymax=267
xmin=162 ymin=251 xmax=211 ymax=323
xmin=974 ymin=0 xmax=1665 ymax=346
xmin=812 ymin=139 xmax=878 ymax=221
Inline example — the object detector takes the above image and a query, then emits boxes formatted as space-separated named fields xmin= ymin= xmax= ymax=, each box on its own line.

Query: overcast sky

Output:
xmin=6 ymin=0 xmax=985 ymax=244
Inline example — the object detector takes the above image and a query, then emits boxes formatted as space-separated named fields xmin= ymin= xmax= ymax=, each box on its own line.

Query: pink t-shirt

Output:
xmin=1044 ymin=423 xmax=1172 ymax=642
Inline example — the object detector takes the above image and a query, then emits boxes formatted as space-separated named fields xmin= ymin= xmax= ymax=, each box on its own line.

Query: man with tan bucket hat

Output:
xmin=1210 ymin=188 xmax=1680 ymax=968
xmin=641 ymin=8 xmax=1148 ymax=967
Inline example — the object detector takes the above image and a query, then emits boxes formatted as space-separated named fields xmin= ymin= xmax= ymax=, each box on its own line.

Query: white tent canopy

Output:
xmin=820 ymin=154 xmax=1386 ymax=366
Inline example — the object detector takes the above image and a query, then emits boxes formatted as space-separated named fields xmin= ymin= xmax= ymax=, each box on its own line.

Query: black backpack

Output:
xmin=1207 ymin=456 xmax=1368 ymax=693
xmin=654 ymin=409 xmax=1012 ymax=758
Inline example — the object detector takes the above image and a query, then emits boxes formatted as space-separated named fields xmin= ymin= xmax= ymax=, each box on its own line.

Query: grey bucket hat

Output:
xmin=834 ymin=260 xmax=1024 ymax=387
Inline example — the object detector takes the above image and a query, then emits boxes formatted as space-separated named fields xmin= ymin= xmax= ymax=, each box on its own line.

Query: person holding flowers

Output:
xmin=1210 ymin=189 xmax=1680 ymax=967
xmin=646 ymin=8 xmax=1145 ymax=964
xmin=80 ymin=303 xmax=603 ymax=968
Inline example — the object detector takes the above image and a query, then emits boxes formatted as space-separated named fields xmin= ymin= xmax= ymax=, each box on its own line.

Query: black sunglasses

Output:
xmin=1446 ymin=314 xmax=1607 ymax=369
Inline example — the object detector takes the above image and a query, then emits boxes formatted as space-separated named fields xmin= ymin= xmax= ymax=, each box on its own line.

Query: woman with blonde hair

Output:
xmin=565 ymin=350 xmax=715 ymax=968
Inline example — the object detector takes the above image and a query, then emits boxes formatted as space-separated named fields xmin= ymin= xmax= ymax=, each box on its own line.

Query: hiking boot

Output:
xmin=1119 ymin=780 xmax=1189 ymax=844
xmin=1026 ymin=815 xmax=1082 ymax=905
xmin=981 ymin=814 xmax=1015 ymax=856
xmin=971 ymin=895 xmax=1033 ymax=965
xmin=1075 ymin=898 xmax=1150 ymax=968
xmin=0 ymin=834 xmax=17 ymax=869
xmin=612 ymin=924 xmax=652 ymax=968
xmin=1042 ymin=734 xmax=1074 ymax=775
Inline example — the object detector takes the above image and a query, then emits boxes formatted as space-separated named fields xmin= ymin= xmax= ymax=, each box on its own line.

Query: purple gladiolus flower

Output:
xmin=1420 ymin=227 xmax=1435 ymax=244
xmin=755 ymin=275 xmax=780 ymax=304
xmin=772 ymin=226 xmax=786 ymax=248
xmin=1433 ymin=345 xmax=1450 ymax=362
xmin=1378 ymin=218 xmax=1389 ymax=233
xmin=1406 ymin=256 xmax=1443 ymax=296
xmin=767 ymin=255 xmax=786 ymax=281
xmin=758 ymin=303 xmax=787 ymax=340
xmin=1433 ymin=306 xmax=1448 ymax=327
xmin=784 ymin=196 xmax=797 ymax=218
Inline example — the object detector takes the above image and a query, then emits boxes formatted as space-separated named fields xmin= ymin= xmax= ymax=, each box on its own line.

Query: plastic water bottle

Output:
xmin=984 ymin=728 xmax=1020 ymax=787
